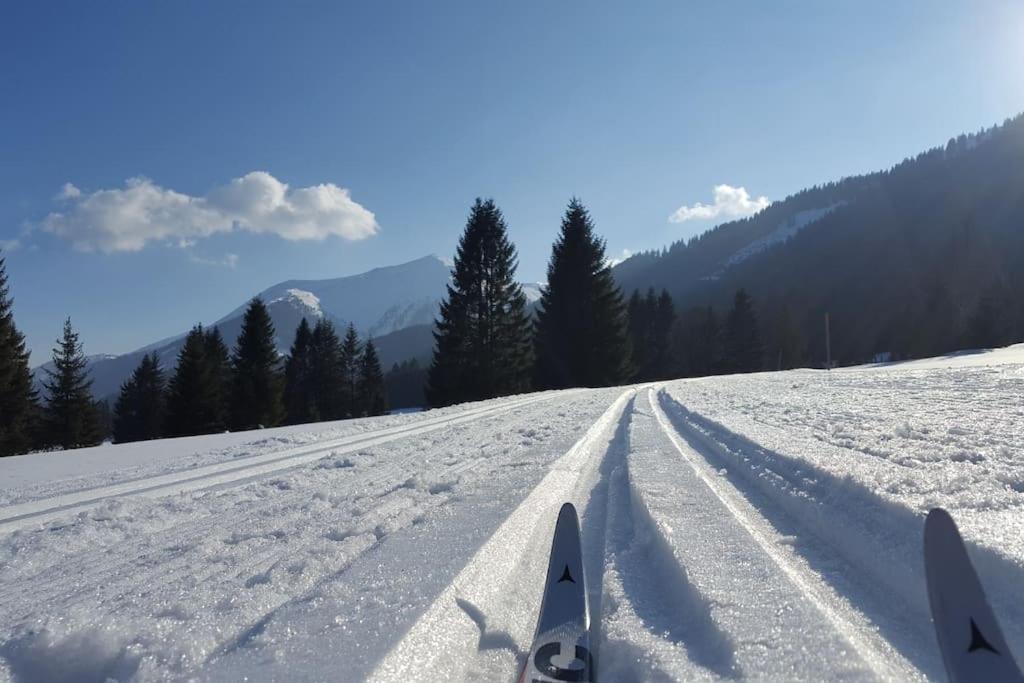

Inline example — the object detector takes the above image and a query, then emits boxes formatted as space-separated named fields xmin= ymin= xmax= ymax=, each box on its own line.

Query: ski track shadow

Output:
xmin=579 ymin=395 xmax=636 ymax=670
xmin=607 ymin=441 xmax=740 ymax=678
xmin=655 ymin=389 xmax=952 ymax=679
xmin=456 ymin=597 xmax=527 ymax=673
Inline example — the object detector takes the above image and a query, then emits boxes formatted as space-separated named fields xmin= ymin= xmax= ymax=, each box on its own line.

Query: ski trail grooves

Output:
xmin=0 ymin=392 xmax=571 ymax=534
xmin=369 ymin=389 xmax=635 ymax=682
xmin=596 ymin=400 xmax=740 ymax=680
xmin=648 ymin=388 xmax=915 ymax=679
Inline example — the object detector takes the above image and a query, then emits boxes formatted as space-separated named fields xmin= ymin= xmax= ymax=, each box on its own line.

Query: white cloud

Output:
xmin=41 ymin=172 xmax=379 ymax=253
xmin=668 ymin=184 xmax=770 ymax=223
xmin=189 ymin=252 xmax=240 ymax=269
xmin=0 ymin=239 xmax=20 ymax=253
xmin=56 ymin=182 xmax=82 ymax=200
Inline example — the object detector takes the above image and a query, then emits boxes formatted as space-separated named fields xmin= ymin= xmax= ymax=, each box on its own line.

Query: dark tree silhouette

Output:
xmin=284 ymin=318 xmax=318 ymax=424
xmin=723 ymin=289 xmax=763 ymax=373
xmin=428 ymin=198 xmax=533 ymax=406
xmin=340 ymin=323 xmax=361 ymax=417
xmin=0 ymin=254 xmax=37 ymax=456
xmin=165 ymin=326 xmax=223 ymax=436
xmin=113 ymin=353 xmax=166 ymax=443
xmin=311 ymin=319 xmax=344 ymax=420
xmin=42 ymin=318 xmax=101 ymax=449
xmin=357 ymin=339 xmax=387 ymax=416
xmin=204 ymin=328 xmax=231 ymax=430
xmin=229 ymin=298 xmax=283 ymax=430
xmin=534 ymin=198 xmax=630 ymax=388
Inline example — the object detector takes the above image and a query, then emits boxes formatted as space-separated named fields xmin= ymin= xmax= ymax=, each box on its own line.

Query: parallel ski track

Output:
xmin=370 ymin=388 xmax=636 ymax=682
xmin=648 ymin=386 xmax=915 ymax=680
xmin=0 ymin=391 xmax=575 ymax=535
xmin=0 ymin=391 xmax=597 ymax=669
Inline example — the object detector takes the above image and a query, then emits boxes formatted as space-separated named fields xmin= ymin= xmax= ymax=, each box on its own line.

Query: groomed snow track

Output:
xmin=4 ymin=366 xmax=1023 ymax=681
xmin=370 ymin=387 xmax=929 ymax=681
xmin=0 ymin=392 xmax=575 ymax=535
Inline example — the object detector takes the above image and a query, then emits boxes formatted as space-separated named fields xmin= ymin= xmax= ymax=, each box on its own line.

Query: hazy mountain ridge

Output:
xmin=614 ymin=113 xmax=1024 ymax=364
xmin=34 ymin=255 xmax=543 ymax=402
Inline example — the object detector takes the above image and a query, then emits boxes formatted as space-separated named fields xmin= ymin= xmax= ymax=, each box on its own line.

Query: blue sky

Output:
xmin=2 ymin=1 xmax=1023 ymax=359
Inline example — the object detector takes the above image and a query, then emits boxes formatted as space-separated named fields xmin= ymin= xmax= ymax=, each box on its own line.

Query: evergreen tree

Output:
xmin=534 ymin=199 xmax=630 ymax=388
xmin=42 ymin=318 xmax=101 ymax=449
xmin=385 ymin=358 xmax=427 ymax=410
xmin=772 ymin=305 xmax=805 ymax=370
xmin=626 ymin=290 xmax=648 ymax=379
xmin=112 ymin=353 xmax=166 ymax=443
xmin=165 ymin=326 xmax=222 ymax=436
xmin=671 ymin=306 xmax=721 ymax=377
xmin=966 ymin=296 xmax=1000 ymax=349
xmin=93 ymin=398 xmax=113 ymax=443
xmin=283 ymin=318 xmax=318 ymax=424
xmin=229 ymin=298 xmax=284 ymax=430
xmin=0 ymin=254 xmax=38 ymax=456
xmin=428 ymin=198 xmax=533 ymax=406
xmin=311 ymin=319 xmax=344 ymax=419
xmin=357 ymin=339 xmax=388 ymax=417
xmin=340 ymin=323 xmax=361 ymax=417
xmin=204 ymin=327 xmax=231 ymax=429
xmin=652 ymin=289 xmax=675 ymax=379
xmin=723 ymin=289 xmax=763 ymax=373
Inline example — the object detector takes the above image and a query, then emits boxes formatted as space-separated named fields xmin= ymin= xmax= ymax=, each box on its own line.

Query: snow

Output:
xmin=272 ymin=288 xmax=323 ymax=316
xmin=3 ymin=346 xmax=1024 ymax=680
xmin=520 ymin=283 xmax=543 ymax=304
xmin=724 ymin=203 xmax=845 ymax=268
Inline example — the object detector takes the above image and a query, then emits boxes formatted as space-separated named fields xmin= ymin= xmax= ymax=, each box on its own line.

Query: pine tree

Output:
xmin=723 ymin=289 xmax=763 ymax=373
xmin=427 ymin=198 xmax=533 ymax=406
xmin=112 ymin=353 xmax=166 ymax=443
xmin=339 ymin=323 xmax=361 ymax=417
xmin=652 ymin=289 xmax=675 ymax=379
xmin=966 ymin=296 xmax=1000 ymax=349
xmin=204 ymin=327 xmax=231 ymax=430
xmin=626 ymin=290 xmax=647 ymax=379
xmin=357 ymin=339 xmax=388 ymax=417
xmin=0 ymin=254 xmax=38 ymax=456
xmin=284 ymin=318 xmax=318 ymax=424
xmin=42 ymin=318 xmax=101 ymax=449
xmin=165 ymin=326 xmax=222 ymax=436
xmin=229 ymin=298 xmax=284 ymax=430
xmin=534 ymin=198 xmax=630 ymax=388
xmin=310 ymin=319 xmax=344 ymax=420
xmin=772 ymin=305 xmax=805 ymax=370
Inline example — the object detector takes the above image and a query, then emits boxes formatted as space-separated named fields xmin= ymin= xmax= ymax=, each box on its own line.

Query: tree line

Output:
xmin=424 ymin=197 xmax=775 ymax=408
xmin=426 ymin=198 xmax=632 ymax=406
xmin=616 ymin=114 xmax=1024 ymax=367
xmin=0 ymin=257 xmax=387 ymax=456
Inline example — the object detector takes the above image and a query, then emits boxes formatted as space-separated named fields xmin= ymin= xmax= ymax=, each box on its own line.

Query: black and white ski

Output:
xmin=924 ymin=507 xmax=1024 ymax=682
xmin=519 ymin=502 xmax=593 ymax=683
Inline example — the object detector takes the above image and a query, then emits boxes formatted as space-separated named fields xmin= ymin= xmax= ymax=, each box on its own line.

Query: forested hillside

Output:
xmin=615 ymin=114 xmax=1024 ymax=366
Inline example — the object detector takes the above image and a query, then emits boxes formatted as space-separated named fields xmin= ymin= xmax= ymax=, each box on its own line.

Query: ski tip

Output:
xmin=925 ymin=507 xmax=957 ymax=540
xmin=926 ymin=506 xmax=954 ymax=526
xmin=557 ymin=502 xmax=580 ymax=529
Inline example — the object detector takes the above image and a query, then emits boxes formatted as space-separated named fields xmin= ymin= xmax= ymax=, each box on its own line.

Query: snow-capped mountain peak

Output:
xmin=271 ymin=288 xmax=324 ymax=318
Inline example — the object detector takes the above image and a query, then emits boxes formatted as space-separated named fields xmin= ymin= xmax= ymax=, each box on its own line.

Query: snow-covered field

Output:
xmin=2 ymin=346 xmax=1024 ymax=681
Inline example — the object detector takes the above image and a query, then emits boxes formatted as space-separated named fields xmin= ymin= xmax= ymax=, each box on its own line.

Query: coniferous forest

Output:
xmin=4 ymin=114 xmax=1024 ymax=454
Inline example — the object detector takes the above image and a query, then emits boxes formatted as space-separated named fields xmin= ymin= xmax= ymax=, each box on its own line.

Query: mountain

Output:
xmin=614 ymin=113 xmax=1024 ymax=366
xmin=36 ymin=255 xmax=542 ymax=403
xmin=232 ymin=254 xmax=453 ymax=338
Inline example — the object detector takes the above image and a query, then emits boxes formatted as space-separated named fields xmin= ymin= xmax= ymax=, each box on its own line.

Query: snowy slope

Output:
xmin=3 ymin=346 xmax=1024 ymax=681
